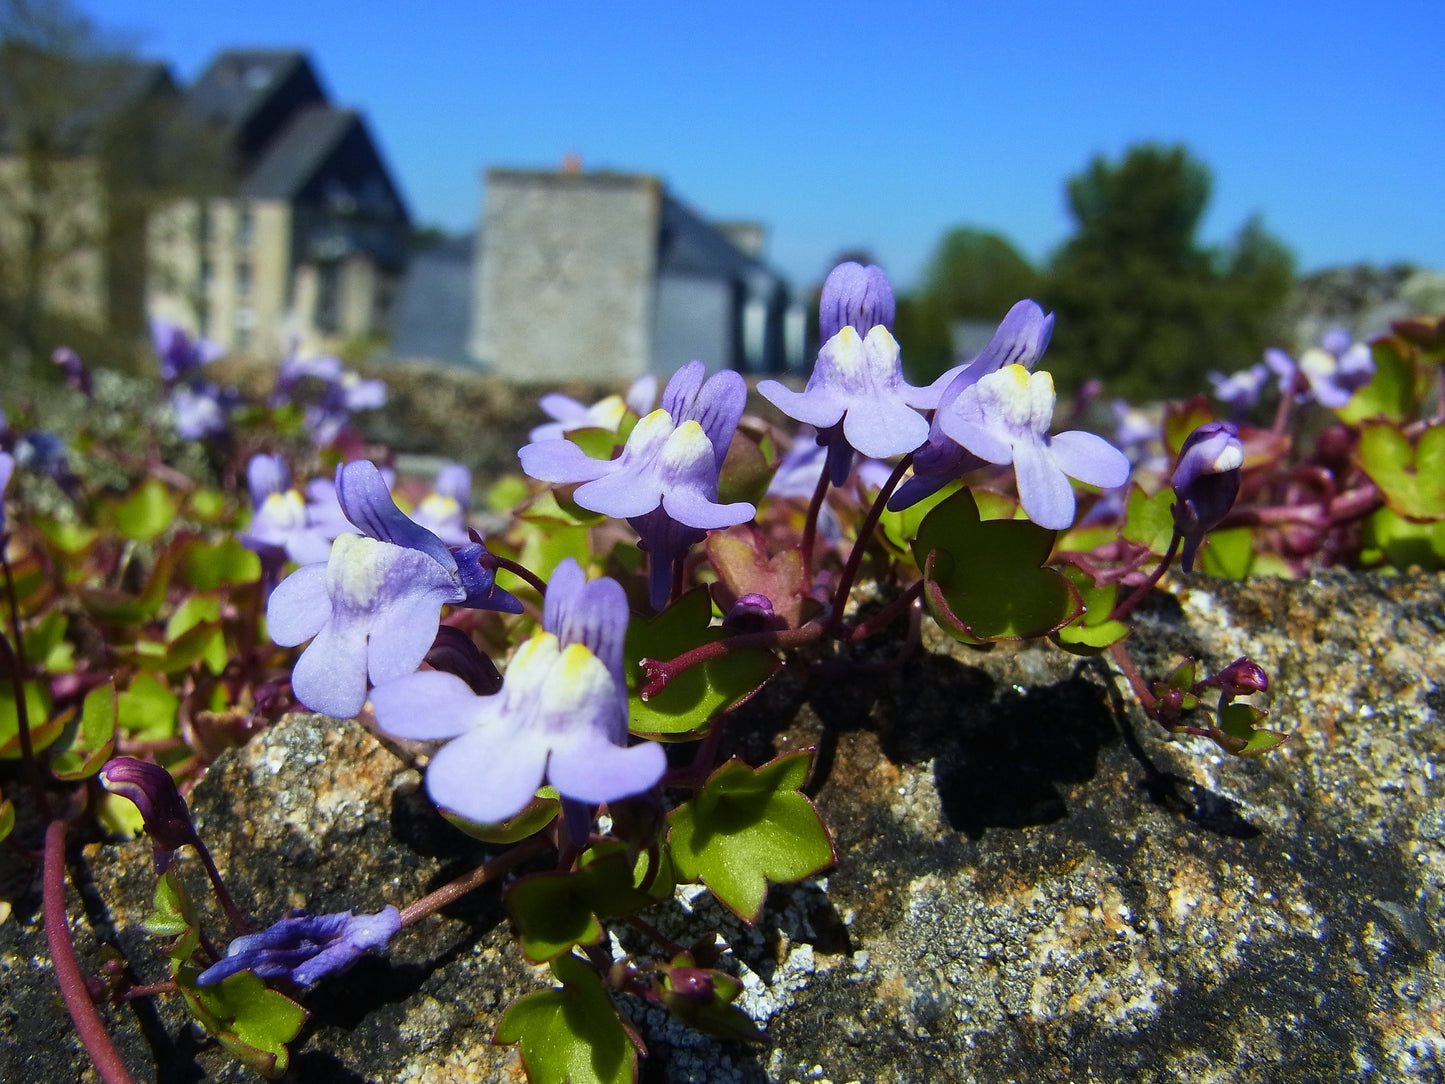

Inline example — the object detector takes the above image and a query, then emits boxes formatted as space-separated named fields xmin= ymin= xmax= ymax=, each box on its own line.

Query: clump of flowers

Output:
xmin=2 ymin=255 xmax=1439 ymax=1084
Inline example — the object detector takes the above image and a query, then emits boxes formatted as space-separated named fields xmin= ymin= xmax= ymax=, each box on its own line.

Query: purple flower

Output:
xmin=818 ymin=261 xmax=896 ymax=342
xmin=305 ymin=372 xmax=388 ymax=446
xmin=152 ymin=317 xmax=224 ymax=387
xmin=521 ymin=362 xmax=752 ymax=609
xmin=51 ymin=347 xmax=92 ymax=397
xmin=267 ymin=460 xmax=521 ymax=719
xmin=409 ymin=463 xmax=472 ymax=546
xmin=371 ymin=558 xmax=666 ymax=825
xmin=1265 ymin=329 xmax=1375 ymax=410
xmin=933 ymin=362 xmax=1131 ymax=530
xmin=100 ymin=758 xmax=200 ymax=873
xmin=1171 ymin=421 xmax=1244 ymax=572
xmin=890 ymin=299 xmax=1055 ymax=511
xmin=170 ymin=382 xmax=237 ymax=440
xmin=0 ymin=451 xmax=12 ymax=536
xmin=1207 ymin=363 xmax=1270 ymax=414
xmin=239 ymin=454 xmax=336 ymax=576
xmin=528 ymin=375 xmax=659 ymax=443
xmin=270 ymin=349 xmax=343 ymax=407
xmin=197 ymin=907 xmax=401 ymax=987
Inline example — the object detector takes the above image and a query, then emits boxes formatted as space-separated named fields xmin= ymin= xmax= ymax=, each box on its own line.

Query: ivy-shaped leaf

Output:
xmin=877 ymin=479 xmax=961 ymax=560
xmin=175 ymin=965 xmax=308 ymax=1078
xmin=1364 ymin=506 xmax=1445 ymax=572
xmin=22 ymin=611 xmax=73 ymax=673
xmin=49 ymin=682 xmax=116 ymax=781
xmin=506 ymin=843 xmax=654 ymax=962
xmin=180 ymin=537 xmax=261 ymax=591
xmin=78 ymin=548 xmax=179 ymax=625
xmin=1198 ymin=526 xmax=1257 ymax=579
xmin=668 ymin=751 xmax=834 ymax=922
xmin=0 ymin=680 xmax=61 ymax=759
xmin=1338 ymin=337 xmax=1424 ymax=424
xmin=114 ymin=477 xmax=179 ymax=542
xmin=1122 ymin=484 xmax=1176 ymax=554
xmin=494 ymin=953 xmax=640 ymax=1084
xmin=1356 ymin=423 xmax=1445 ymax=522
xmin=626 ymin=588 xmax=777 ymax=741
xmin=117 ymin=673 xmax=180 ymax=740
xmin=911 ymin=488 xmax=1081 ymax=644
xmin=1209 ymin=702 xmax=1289 ymax=757
xmin=1051 ymin=565 xmax=1129 ymax=655
xmin=441 ymin=788 xmax=560 ymax=844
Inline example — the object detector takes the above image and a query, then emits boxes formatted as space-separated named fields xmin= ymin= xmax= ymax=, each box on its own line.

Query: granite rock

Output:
xmin=3 ymin=570 xmax=1443 ymax=1083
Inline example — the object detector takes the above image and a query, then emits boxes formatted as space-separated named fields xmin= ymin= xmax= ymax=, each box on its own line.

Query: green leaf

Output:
xmin=486 ymin=475 xmax=531 ymax=515
xmin=1198 ymin=526 xmax=1257 ymax=579
xmin=1050 ymin=565 xmax=1129 ymax=655
xmin=146 ymin=869 xmax=202 ymax=964
xmin=163 ymin=621 xmax=228 ymax=675
xmin=506 ymin=845 xmax=652 ymax=962
xmin=1122 ymin=484 xmax=1176 ymax=554
xmin=877 ymin=479 xmax=961 ymax=559
xmin=625 ymin=588 xmax=778 ymax=740
xmin=117 ymin=673 xmax=179 ymax=740
xmin=78 ymin=548 xmax=179 ymax=625
xmin=0 ymin=792 xmax=13 ymax=844
xmin=98 ymin=789 xmax=145 ymax=837
xmin=667 ymin=751 xmax=834 ymax=922
xmin=176 ymin=966 xmax=308 ymax=1078
xmin=187 ymin=487 xmax=230 ymax=524
xmin=717 ymin=427 xmax=774 ymax=507
xmin=1357 ymin=423 xmax=1445 ymax=521
xmin=1211 ymin=702 xmax=1289 ymax=757
xmin=0 ymin=680 xmax=59 ymax=759
xmin=441 ymin=789 xmax=560 ymax=844
xmin=36 ymin=517 xmax=99 ymax=557
xmin=494 ymin=953 xmax=639 ymax=1084
xmin=911 ymin=488 xmax=1082 ymax=644
xmin=115 ymin=478 xmax=179 ymax=542
xmin=22 ymin=611 xmax=73 ymax=673
xmin=564 ymin=426 xmax=626 ymax=461
xmin=1338 ymin=338 xmax=1422 ymax=424
xmin=1364 ymin=506 xmax=1445 ymax=571
xmin=49 ymin=682 xmax=116 ymax=781
xmin=181 ymin=537 xmax=261 ymax=591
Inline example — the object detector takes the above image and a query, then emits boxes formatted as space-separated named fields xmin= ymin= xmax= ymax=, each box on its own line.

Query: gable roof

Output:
xmin=240 ymin=104 xmax=355 ymax=199
xmin=183 ymin=49 xmax=325 ymax=166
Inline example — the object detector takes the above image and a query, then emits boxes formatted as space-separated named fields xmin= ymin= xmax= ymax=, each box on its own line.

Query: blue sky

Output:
xmin=81 ymin=0 xmax=1444 ymax=292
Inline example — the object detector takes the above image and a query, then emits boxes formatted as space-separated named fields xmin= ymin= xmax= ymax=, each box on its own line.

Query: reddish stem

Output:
xmin=43 ymin=820 xmax=135 ymax=1084
xmin=192 ymin=838 xmax=252 ymax=937
xmin=479 ymin=552 xmax=547 ymax=598
xmin=825 ymin=454 xmax=912 ymax=638
xmin=638 ymin=623 xmax=823 ymax=700
xmin=799 ymin=455 xmax=830 ymax=589
xmin=398 ymin=834 xmax=550 ymax=927
xmin=1109 ymin=529 xmax=1181 ymax=624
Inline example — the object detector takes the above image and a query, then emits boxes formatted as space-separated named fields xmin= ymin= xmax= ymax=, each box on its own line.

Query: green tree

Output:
xmin=898 ymin=227 xmax=1039 ymax=384
xmin=1042 ymin=143 xmax=1293 ymax=400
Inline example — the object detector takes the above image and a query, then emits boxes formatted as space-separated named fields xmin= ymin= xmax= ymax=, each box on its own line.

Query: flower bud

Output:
xmin=197 ymin=906 xmax=401 ymax=987
xmin=721 ymin=593 xmax=781 ymax=634
xmin=1171 ymin=422 xmax=1244 ymax=572
xmin=1202 ymin=656 xmax=1269 ymax=699
xmin=819 ymin=262 xmax=895 ymax=342
xmin=424 ymin=625 xmax=503 ymax=696
xmin=100 ymin=758 xmax=200 ymax=872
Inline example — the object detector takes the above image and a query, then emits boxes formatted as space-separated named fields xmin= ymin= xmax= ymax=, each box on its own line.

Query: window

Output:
xmin=235 ymin=306 xmax=255 ymax=349
xmin=315 ymin=262 xmax=340 ymax=335
xmin=236 ymin=206 xmax=254 ymax=248
xmin=235 ymin=261 xmax=252 ymax=299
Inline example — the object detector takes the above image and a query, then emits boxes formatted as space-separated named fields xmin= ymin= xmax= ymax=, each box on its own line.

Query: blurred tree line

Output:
xmin=894 ymin=143 xmax=1295 ymax=401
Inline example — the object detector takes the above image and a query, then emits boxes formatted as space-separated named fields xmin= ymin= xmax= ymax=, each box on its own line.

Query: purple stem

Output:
xmin=398 ymin=834 xmax=550 ymax=928
xmin=44 ymin=820 xmax=136 ymax=1084
xmin=799 ymin=455 xmax=830 ymax=589
xmin=1109 ymin=529 xmax=1181 ymax=624
xmin=825 ymin=454 xmax=912 ymax=638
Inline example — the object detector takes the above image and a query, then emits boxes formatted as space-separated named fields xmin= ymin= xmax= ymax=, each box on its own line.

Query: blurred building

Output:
xmin=0 ymin=45 xmax=179 ymax=364
xmin=392 ymin=166 xmax=803 ymax=378
xmin=147 ymin=50 xmax=411 ymax=358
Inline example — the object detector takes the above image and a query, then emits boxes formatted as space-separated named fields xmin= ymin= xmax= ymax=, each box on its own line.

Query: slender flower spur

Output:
xmin=1171 ymin=421 xmax=1244 ymax=572
xmin=371 ymin=558 xmax=666 ymax=825
xmin=266 ymin=459 xmax=521 ymax=719
xmin=197 ymin=906 xmax=401 ymax=987
xmin=520 ymin=361 xmax=753 ymax=608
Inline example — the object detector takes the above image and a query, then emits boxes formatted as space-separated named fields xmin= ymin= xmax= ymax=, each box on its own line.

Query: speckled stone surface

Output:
xmin=3 ymin=570 xmax=1443 ymax=1083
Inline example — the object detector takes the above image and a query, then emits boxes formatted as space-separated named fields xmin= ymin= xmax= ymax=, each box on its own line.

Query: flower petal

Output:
xmin=1048 ymin=430 xmax=1131 ymax=489
xmin=518 ymin=437 xmax=615 ymax=483
xmin=1013 ymin=441 xmax=1076 ymax=531
xmin=266 ymin=563 xmax=330 ymax=646
xmin=365 ymin=587 xmax=449 ymax=687
xmin=426 ymin=725 xmax=550 ymax=825
xmin=371 ymin=670 xmax=480 ymax=740
xmin=335 ymin=460 xmax=455 ymax=570
xmin=840 ymin=392 xmax=930 ymax=460
xmin=547 ymin=736 xmax=667 ymax=806
xmin=291 ymin=619 xmax=370 ymax=718
xmin=756 ymin=380 xmax=846 ymax=429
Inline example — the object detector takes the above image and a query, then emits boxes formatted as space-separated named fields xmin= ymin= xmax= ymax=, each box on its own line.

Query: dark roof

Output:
xmin=240 ymin=104 xmax=356 ymax=199
xmin=657 ymin=194 xmax=782 ymax=290
xmin=182 ymin=49 xmax=315 ymax=130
